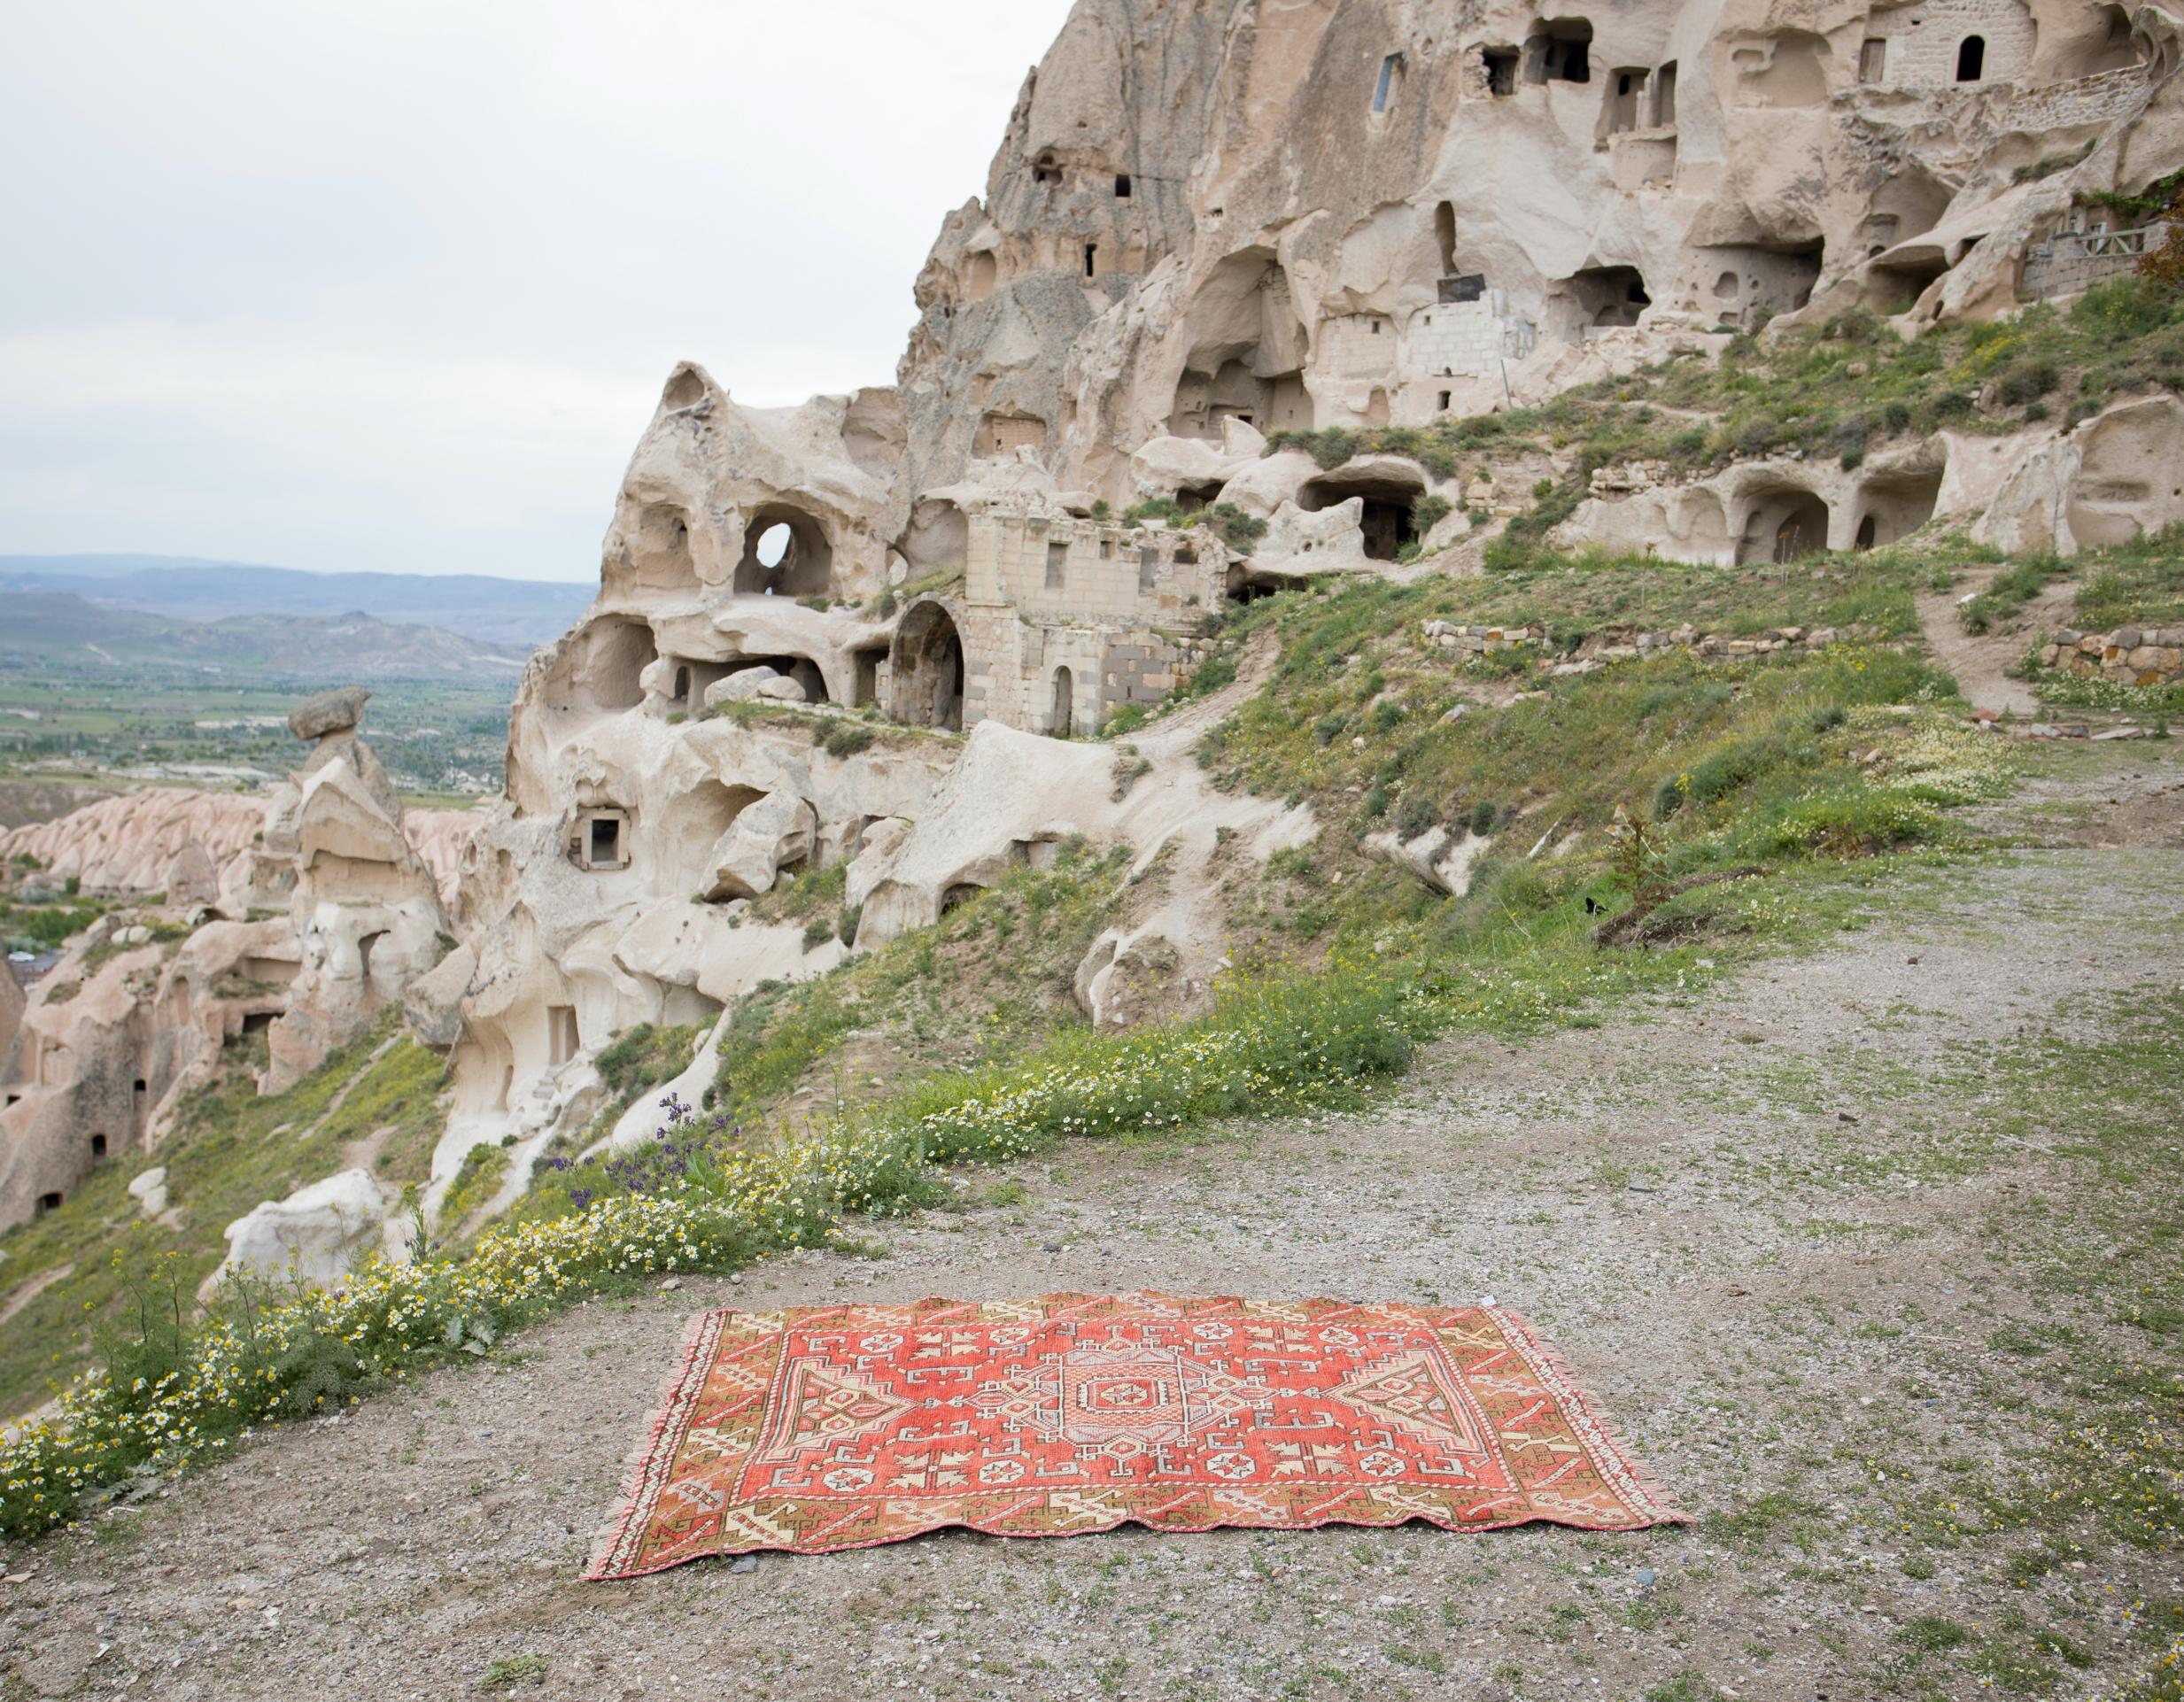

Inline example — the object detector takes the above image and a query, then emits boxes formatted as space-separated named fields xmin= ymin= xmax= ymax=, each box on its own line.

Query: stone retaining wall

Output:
xmin=1421 ymin=619 xmax=1867 ymax=674
xmin=2038 ymin=624 xmax=2184 ymax=685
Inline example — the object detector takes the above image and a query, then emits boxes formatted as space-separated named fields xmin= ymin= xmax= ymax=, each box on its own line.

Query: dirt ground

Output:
xmin=3 ymin=740 xmax=2180 ymax=1701
xmin=1912 ymin=566 xmax=2078 ymax=720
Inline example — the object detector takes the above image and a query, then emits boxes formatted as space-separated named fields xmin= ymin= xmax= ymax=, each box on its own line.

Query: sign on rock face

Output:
xmin=588 ymin=1292 xmax=1684 ymax=1578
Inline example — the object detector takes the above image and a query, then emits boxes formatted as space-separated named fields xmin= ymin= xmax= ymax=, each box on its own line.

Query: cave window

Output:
xmin=964 ymin=251 xmax=997 ymax=302
xmin=1114 ymin=174 xmax=1132 ymax=197
xmin=1859 ymin=38 xmax=1887 ymax=82
xmin=577 ymin=810 xmax=628 ymax=871
xmin=1098 ymin=538 xmax=1114 ymax=560
xmin=1085 ymin=244 xmax=1098 ymax=278
xmin=548 ymin=1005 xmax=580 ymax=1068
xmin=1437 ymin=390 xmax=1452 ymax=410
xmin=1956 ymin=35 xmax=1985 ymax=81
xmin=35 ymin=1192 xmax=60 ymax=1217
xmin=1373 ymin=52 xmax=1406 ymax=112
xmin=671 ymin=664 xmax=691 ymax=704
xmin=1138 ymin=546 xmax=1159 ymax=592
xmin=1607 ymin=68 xmax=1646 ymax=134
xmin=1045 ymin=539 xmax=1068 ymax=590
xmin=241 ymin=1011 xmax=275 ymax=1034
xmin=1483 ymin=47 xmax=1518 ymax=94
xmin=1033 ymin=151 xmax=1061 ymax=186
xmin=90 ymin=1133 xmax=107 ymax=1160
xmin=1525 ymin=19 xmax=1592 ymax=84
xmin=358 ymin=929 xmax=386 ymax=984
xmin=1652 ymin=60 xmax=1677 ymax=124
xmin=1175 ymin=545 xmax=1198 ymax=565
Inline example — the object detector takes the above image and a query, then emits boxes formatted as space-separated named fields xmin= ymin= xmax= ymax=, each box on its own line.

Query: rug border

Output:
xmin=585 ymin=1292 xmax=1688 ymax=1581
xmin=585 ymin=1304 xmax=731 ymax=1581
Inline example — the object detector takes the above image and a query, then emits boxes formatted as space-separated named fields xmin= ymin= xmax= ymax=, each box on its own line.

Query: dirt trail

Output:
xmin=4 ymin=744 xmax=2180 ymax=1701
xmin=1914 ymin=564 xmax=2077 ymax=716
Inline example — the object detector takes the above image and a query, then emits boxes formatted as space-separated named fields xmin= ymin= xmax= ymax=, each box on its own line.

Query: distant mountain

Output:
xmin=0 ymin=591 xmax=536 ymax=682
xmin=0 ymin=554 xmax=595 ymax=649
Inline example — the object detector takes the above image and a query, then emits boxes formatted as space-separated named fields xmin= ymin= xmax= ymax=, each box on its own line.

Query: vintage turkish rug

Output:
xmin=587 ymin=1291 xmax=1684 ymax=1579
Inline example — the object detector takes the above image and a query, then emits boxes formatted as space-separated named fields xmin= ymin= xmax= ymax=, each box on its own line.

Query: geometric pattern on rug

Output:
xmin=587 ymin=1292 xmax=1686 ymax=1580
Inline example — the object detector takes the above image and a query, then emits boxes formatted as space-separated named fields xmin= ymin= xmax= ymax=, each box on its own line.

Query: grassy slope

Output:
xmin=0 ymin=1014 xmax=447 ymax=1416
xmin=522 ymin=542 xmax=2017 ymax=1225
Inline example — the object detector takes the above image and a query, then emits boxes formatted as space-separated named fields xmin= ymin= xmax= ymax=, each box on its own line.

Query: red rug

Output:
xmin=588 ymin=1292 xmax=1684 ymax=1579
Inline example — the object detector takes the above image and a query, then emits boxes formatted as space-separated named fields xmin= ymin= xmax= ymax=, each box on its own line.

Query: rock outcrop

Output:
xmin=215 ymin=1168 xmax=399 ymax=1289
xmin=0 ymin=790 xmax=267 ymax=900
xmin=0 ymin=693 xmax=459 ymax=1229
xmin=258 ymin=692 xmax=452 ymax=1093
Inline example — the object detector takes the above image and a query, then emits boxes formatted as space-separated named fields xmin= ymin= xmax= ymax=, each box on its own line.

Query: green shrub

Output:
xmin=822 ymin=721 xmax=876 ymax=759
xmin=1395 ymin=794 xmax=1438 ymax=839
xmin=1996 ymin=358 xmax=2060 ymax=406
xmin=1207 ymin=501 xmax=1269 ymax=555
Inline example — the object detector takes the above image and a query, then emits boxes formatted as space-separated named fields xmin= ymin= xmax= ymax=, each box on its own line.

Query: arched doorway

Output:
xmin=1736 ymin=490 xmax=1832 ymax=564
xmin=890 ymin=600 xmax=965 ymax=731
xmin=1050 ymin=668 xmax=1074 ymax=739
xmin=1771 ymin=495 xmax=1829 ymax=562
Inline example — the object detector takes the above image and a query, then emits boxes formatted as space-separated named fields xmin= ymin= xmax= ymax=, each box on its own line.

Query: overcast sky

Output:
xmin=0 ymin=1 xmax=1069 ymax=583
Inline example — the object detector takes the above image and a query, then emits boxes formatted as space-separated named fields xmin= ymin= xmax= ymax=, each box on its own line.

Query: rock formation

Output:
xmin=0 ymin=790 xmax=267 ymax=901
xmin=0 ymin=693 xmax=455 ymax=1229
xmin=258 ymin=690 xmax=451 ymax=1093
xmin=402 ymin=0 xmax=2184 ymax=1212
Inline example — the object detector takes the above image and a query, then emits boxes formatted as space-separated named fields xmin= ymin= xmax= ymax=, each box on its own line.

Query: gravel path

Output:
xmin=4 ymin=742 xmax=2180 ymax=1701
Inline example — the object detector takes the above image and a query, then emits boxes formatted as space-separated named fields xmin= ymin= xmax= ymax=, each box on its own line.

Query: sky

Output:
xmin=0 ymin=1 xmax=1071 ymax=583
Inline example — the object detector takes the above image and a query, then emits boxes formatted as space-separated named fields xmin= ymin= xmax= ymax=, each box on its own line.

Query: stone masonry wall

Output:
xmin=1867 ymin=0 xmax=2037 ymax=88
xmin=2038 ymin=623 xmax=2184 ymax=685
xmin=1406 ymin=294 xmax=1517 ymax=379
xmin=2024 ymin=227 xmax=2160 ymax=299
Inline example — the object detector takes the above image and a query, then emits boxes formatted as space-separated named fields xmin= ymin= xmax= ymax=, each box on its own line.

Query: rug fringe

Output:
xmin=1487 ymin=1304 xmax=1692 ymax=1526
xmin=584 ymin=1305 xmax=725 ymax=1581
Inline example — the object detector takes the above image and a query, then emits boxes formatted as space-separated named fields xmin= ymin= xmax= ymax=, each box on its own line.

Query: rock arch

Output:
xmin=733 ymin=505 xmax=834 ymax=598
